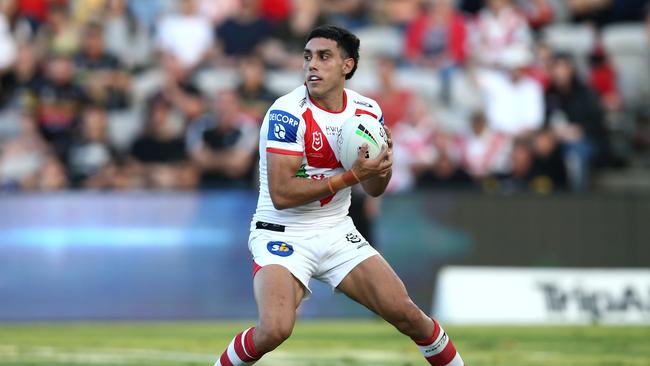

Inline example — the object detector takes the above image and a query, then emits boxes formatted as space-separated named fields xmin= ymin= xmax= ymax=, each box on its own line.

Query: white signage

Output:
xmin=433 ymin=266 xmax=650 ymax=325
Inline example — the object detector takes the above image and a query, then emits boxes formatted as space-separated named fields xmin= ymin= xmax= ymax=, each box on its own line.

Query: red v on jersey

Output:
xmin=302 ymin=108 xmax=342 ymax=206
xmin=302 ymin=108 xmax=342 ymax=169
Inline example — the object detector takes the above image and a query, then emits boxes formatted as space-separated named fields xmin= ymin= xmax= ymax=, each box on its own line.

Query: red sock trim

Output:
xmin=244 ymin=327 xmax=261 ymax=360
xmin=414 ymin=319 xmax=441 ymax=346
xmin=426 ymin=339 xmax=457 ymax=366
xmin=219 ymin=351 xmax=234 ymax=366
xmin=233 ymin=331 xmax=256 ymax=362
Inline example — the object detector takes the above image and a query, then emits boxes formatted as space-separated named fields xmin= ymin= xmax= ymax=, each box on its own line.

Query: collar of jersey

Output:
xmin=307 ymin=88 xmax=348 ymax=114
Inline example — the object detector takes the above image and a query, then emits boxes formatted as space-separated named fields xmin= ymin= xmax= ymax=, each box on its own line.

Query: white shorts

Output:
xmin=248 ymin=217 xmax=379 ymax=297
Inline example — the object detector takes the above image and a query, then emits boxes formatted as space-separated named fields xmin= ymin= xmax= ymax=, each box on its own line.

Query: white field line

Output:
xmin=0 ymin=344 xmax=421 ymax=365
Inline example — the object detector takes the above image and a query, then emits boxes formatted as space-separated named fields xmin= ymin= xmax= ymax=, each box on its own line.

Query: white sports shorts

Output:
xmin=248 ymin=217 xmax=379 ymax=297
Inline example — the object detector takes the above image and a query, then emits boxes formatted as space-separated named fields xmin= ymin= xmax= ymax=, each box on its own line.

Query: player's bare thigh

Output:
xmin=336 ymin=255 xmax=433 ymax=339
xmin=252 ymin=265 xmax=305 ymax=352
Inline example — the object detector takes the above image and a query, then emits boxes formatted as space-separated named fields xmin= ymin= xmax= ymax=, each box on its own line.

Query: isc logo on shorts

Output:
xmin=267 ymin=241 xmax=294 ymax=257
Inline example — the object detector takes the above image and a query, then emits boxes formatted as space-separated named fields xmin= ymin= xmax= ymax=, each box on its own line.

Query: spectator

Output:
xmin=74 ymin=22 xmax=130 ymax=110
xmin=497 ymin=132 xmax=567 ymax=193
xmin=70 ymin=0 xmax=105 ymax=25
xmin=0 ymin=43 xmax=43 ymax=113
xmin=127 ymin=0 xmax=174 ymax=33
xmin=216 ymin=0 xmax=272 ymax=63
xmin=417 ymin=132 xmax=473 ymax=189
xmin=474 ymin=46 xmax=544 ymax=137
xmin=196 ymin=0 xmax=241 ymax=27
xmin=0 ymin=1 xmax=17 ymax=70
xmin=258 ymin=0 xmax=291 ymax=24
xmin=130 ymin=95 xmax=195 ymax=190
xmin=497 ymin=136 xmax=535 ymax=193
xmin=189 ymin=90 xmax=258 ymax=189
xmin=156 ymin=0 xmax=213 ymax=70
xmin=34 ymin=53 xmax=86 ymax=158
xmin=39 ymin=3 xmax=79 ymax=55
xmin=66 ymin=105 xmax=117 ymax=187
xmin=456 ymin=111 xmax=512 ymax=178
xmin=236 ymin=55 xmax=277 ymax=121
xmin=389 ymin=96 xmax=438 ymax=192
xmin=517 ymin=0 xmax=554 ymax=31
xmin=264 ymin=0 xmax=325 ymax=69
xmin=531 ymin=128 xmax=568 ymax=191
xmin=545 ymin=53 xmax=608 ymax=191
xmin=403 ymin=0 xmax=467 ymax=69
xmin=104 ymin=0 xmax=153 ymax=70
xmin=0 ymin=113 xmax=49 ymax=190
xmin=588 ymin=44 xmax=621 ymax=117
xmin=321 ymin=0 xmax=370 ymax=29
xmin=469 ymin=0 xmax=533 ymax=69
xmin=17 ymin=0 xmax=50 ymax=32
xmin=375 ymin=0 xmax=420 ymax=28
xmin=367 ymin=56 xmax=413 ymax=129
xmin=36 ymin=155 xmax=68 ymax=191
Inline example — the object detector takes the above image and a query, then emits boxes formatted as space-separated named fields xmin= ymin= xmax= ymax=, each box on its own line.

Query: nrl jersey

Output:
xmin=252 ymin=85 xmax=383 ymax=230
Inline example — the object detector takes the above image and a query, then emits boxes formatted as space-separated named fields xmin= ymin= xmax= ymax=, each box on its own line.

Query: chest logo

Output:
xmin=312 ymin=131 xmax=323 ymax=151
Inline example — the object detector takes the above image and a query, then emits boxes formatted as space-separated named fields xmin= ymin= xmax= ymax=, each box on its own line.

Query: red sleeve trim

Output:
xmin=266 ymin=147 xmax=304 ymax=156
xmin=355 ymin=108 xmax=378 ymax=120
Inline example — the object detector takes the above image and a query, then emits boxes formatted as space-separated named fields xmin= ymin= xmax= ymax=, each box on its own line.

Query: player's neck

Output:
xmin=309 ymin=88 xmax=346 ymax=113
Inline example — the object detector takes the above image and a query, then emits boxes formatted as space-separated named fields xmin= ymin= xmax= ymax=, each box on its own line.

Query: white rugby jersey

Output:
xmin=252 ymin=85 xmax=384 ymax=230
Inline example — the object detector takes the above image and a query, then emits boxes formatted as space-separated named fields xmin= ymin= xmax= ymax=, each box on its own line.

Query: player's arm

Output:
xmin=359 ymin=126 xmax=393 ymax=197
xmin=267 ymin=152 xmax=353 ymax=210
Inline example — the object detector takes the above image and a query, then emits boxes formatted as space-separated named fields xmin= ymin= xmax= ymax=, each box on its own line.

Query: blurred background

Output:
xmin=0 ymin=0 xmax=649 ymax=364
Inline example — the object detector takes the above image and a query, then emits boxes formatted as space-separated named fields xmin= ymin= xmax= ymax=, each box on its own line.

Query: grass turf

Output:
xmin=0 ymin=320 xmax=648 ymax=366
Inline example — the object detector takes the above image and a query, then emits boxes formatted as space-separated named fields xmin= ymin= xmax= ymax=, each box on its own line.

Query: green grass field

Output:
xmin=0 ymin=321 xmax=648 ymax=366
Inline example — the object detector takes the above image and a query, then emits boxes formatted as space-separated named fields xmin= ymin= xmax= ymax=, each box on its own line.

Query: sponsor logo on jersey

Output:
xmin=353 ymin=100 xmax=373 ymax=108
xmin=312 ymin=131 xmax=323 ymax=151
xmin=267 ymin=241 xmax=294 ymax=257
xmin=326 ymin=125 xmax=340 ymax=136
xmin=299 ymin=97 xmax=307 ymax=108
xmin=379 ymin=114 xmax=385 ymax=125
xmin=268 ymin=110 xmax=300 ymax=143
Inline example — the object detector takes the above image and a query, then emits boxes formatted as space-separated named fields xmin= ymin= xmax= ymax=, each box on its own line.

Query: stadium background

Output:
xmin=1 ymin=0 xmax=649 ymax=365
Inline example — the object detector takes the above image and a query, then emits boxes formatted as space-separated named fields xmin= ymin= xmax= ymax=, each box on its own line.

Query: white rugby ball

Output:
xmin=337 ymin=113 xmax=388 ymax=170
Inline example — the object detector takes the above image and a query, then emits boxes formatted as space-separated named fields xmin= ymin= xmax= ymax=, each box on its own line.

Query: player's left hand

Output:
xmin=378 ymin=126 xmax=393 ymax=178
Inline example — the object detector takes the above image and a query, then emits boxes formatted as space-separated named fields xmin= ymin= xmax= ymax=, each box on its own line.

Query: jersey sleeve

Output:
xmin=263 ymin=101 xmax=305 ymax=156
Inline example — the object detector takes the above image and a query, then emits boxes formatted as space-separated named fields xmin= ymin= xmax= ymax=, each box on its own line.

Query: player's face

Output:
xmin=303 ymin=38 xmax=352 ymax=98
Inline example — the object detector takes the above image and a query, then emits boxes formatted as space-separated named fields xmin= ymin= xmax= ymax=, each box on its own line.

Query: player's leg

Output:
xmin=214 ymin=265 xmax=305 ymax=366
xmin=337 ymin=255 xmax=464 ymax=366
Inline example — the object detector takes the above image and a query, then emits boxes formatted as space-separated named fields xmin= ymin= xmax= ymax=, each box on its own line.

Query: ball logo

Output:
xmin=267 ymin=241 xmax=294 ymax=257
xmin=274 ymin=123 xmax=286 ymax=140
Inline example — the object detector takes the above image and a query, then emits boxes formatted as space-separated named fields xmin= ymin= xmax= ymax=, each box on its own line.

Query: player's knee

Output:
xmin=384 ymin=299 xmax=424 ymax=334
xmin=257 ymin=321 xmax=293 ymax=350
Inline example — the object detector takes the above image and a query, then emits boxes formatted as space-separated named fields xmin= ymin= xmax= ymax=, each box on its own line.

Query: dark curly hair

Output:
xmin=306 ymin=25 xmax=360 ymax=80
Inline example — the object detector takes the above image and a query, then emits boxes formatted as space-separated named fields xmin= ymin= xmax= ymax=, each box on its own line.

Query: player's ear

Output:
xmin=342 ymin=58 xmax=354 ymax=77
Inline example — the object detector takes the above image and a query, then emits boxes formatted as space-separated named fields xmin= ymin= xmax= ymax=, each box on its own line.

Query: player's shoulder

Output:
xmin=267 ymin=85 xmax=309 ymax=118
xmin=346 ymin=88 xmax=384 ymax=124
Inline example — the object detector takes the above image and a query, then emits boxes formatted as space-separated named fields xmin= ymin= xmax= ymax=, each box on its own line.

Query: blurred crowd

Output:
xmin=0 ymin=0 xmax=649 ymax=193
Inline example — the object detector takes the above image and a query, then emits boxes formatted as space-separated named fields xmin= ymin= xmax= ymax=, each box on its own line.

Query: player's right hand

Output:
xmin=350 ymin=143 xmax=392 ymax=182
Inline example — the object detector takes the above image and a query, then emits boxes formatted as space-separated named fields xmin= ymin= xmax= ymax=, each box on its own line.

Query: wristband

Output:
xmin=328 ymin=170 xmax=361 ymax=194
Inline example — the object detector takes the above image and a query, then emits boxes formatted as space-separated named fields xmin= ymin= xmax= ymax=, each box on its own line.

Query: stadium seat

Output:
xmin=542 ymin=24 xmax=596 ymax=73
xmin=602 ymin=24 xmax=650 ymax=109
xmin=267 ymin=70 xmax=304 ymax=96
xmin=195 ymin=68 xmax=238 ymax=95
xmin=354 ymin=26 xmax=404 ymax=64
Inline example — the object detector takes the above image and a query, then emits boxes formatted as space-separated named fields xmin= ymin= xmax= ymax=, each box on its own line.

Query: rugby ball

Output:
xmin=337 ymin=113 xmax=388 ymax=170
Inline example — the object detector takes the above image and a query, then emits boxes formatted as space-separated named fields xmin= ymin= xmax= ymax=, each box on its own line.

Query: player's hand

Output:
xmin=350 ymin=142 xmax=392 ymax=181
xmin=378 ymin=126 xmax=393 ymax=178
